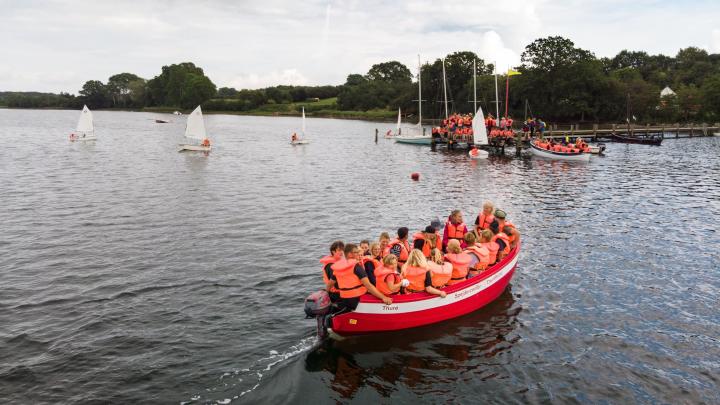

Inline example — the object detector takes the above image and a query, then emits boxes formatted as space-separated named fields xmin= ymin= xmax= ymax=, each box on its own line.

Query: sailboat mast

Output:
xmin=418 ymin=55 xmax=422 ymax=125
xmin=442 ymin=58 xmax=448 ymax=120
xmin=494 ymin=61 xmax=500 ymax=121
xmin=473 ymin=59 xmax=477 ymax=113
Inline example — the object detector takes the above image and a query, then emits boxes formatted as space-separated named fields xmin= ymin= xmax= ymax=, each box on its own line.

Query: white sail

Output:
xmin=472 ymin=105 xmax=488 ymax=145
xmin=302 ymin=107 xmax=306 ymax=136
xmin=76 ymin=105 xmax=93 ymax=134
xmin=397 ymin=108 xmax=401 ymax=131
xmin=184 ymin=106 xmax=207 ymax=140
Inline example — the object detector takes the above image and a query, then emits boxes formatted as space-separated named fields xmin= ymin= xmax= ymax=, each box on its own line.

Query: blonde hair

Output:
xmin=382 ymin=254 xmax=398 ymax=266
xmin=379 ymin=232 xmax=390 ymax=242
xmin=429 ymin=248 xmax=444 ymax=264
xmin=369 ymin=242 xmax=381 ymax=255
xmin=483 ymin=200 xmax=495 ymax=212
xmin=405 ymin=249 xmax=428 ymax=268
xmin=447 ymin=239 xmax=462 ymax=254
xmin=480 ymin=229 xmax=493 ymax=242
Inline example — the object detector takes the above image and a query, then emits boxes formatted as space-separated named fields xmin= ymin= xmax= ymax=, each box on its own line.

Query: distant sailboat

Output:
xmin=69 ymin=105 xmax=96 ymax=141
xmin=179 ymin=106 xmax=211 ymax=152
xmin=469 ymin=105 xmax=489 ymax=159
xmin=291 ymin=107 xmax=310 ymax=145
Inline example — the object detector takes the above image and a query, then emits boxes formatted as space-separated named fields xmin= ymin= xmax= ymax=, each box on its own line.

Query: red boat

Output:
xmin=327 ymin=242 xmax=520 ymax=337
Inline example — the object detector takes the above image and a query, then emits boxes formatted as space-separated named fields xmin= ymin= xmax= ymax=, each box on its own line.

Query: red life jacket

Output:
xmin=386 ymin=238 xmax=410 ymax=263
xmin=444 ymin=253 xmax=472 ymax=285
xmin=374 ymin=265 xmax=400 ymax=295
xmin=331 ymin=259 xmax=367 ymax=298
xmin=404 ymin=265 xmax=428 ymax=293
xmin=320 ymin=255 xmax=340 ymax=294
xmin=427 ymin=261 xmax=452 ymax=288
xmin=445 ymin=221 xmax=467 ymax=241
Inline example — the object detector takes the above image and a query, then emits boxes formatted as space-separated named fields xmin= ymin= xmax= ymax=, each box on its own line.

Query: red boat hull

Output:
xmin=330 ymin=242 xmax=520 ymax=336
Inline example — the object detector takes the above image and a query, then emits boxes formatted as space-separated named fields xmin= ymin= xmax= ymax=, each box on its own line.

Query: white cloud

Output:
xmin=0 ymin=0 xmax=719 ymax=93
xmin=228 ymin=69 xmax=310 ymax=89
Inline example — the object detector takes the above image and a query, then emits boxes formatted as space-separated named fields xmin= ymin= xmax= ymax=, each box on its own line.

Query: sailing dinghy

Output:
xmin=469 ymin=105 xmax=489 ymax=159
xmin=291 ymin=107 xmax=310 ymax=145
xmin=69 ymin=105 xmax=96 ymax=141
xmin=179 ymin=106 xmax=211 ymax=152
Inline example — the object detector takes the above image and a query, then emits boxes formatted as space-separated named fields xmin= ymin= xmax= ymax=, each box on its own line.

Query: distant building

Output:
xmin=660 ymin=86 xmax=676 ymax=97
xmin=307 ymin=97 xmax=320 ymax=102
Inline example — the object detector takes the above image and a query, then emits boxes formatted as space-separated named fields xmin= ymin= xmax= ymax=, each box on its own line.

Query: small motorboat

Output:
xmin=611 ymin=133 xmax=663 ymax=145
xmin=587 ymin=143 xmax=606 ymax=154
xmin=305 ymin=243 xmax=520 ymax=339
xmin=155 ymin=119 xmax=169 ymax=124
xmin=530 ymin=140 xmax=590 ymax=162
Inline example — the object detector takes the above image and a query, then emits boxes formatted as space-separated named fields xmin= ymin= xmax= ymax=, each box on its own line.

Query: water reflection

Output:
xmin=304 ymin=287 xmax=520 ymax=399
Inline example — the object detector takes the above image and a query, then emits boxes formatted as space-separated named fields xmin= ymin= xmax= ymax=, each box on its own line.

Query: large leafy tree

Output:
xmin=107 ymin=73 xmax=143 ymax=107
xmin=366 ymin=61 xmax=412 ymax=83
xmin=79 ymin=80 xmax=110 ymax=108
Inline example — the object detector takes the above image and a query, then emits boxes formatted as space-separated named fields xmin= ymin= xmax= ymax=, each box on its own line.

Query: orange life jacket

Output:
xmin=374 ymin=265 xmax=400 ymax=296
xmin=202 ymin=139 xmax=210 ymax=147
xmin=412 ymin=232 xmax=432 ymax=257
xmin=331 ymin=259 xmax=367 ymax=298
xmin=361 ymin=257 xmax=381 ymax=274
xmin=480 ymin=241 xmax=499 ymax=264
xmin=444 ymin=253 xmax=472 ymax=285
xmin=476 ymin=213 xmax=495 ymax=230
xmin=427 ymin=261 xmax=452 ymax=288
xmin=445 ymin=221 xmax=467 ymax=241
xmin=404 ymin=265 xmax=428 ymax=293
xmin=320 ymin=255 xmax=340 ymax=293
xmin=386 ymin=238 xmax=410 ymax=263
xmin=465 ymin=244 xmax=490 ymax=273
xmin=492 ymin=233 xmax=511 ymax=256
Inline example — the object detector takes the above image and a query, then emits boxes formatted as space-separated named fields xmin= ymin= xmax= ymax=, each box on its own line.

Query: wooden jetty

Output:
xmin=535 ymin=123 xmax=719 ymax=141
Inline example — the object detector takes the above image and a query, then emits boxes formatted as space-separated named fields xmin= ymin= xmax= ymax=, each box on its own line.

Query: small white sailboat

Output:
xmin=469 ymin=105 xmax=489 ymax=159
xmin=179 ymin=106 xmax=211 ymax=152
xmin=69 ymin=105 xmax=96 ymax=141
xmin=291 ymin=107 xmax=310 ymax=145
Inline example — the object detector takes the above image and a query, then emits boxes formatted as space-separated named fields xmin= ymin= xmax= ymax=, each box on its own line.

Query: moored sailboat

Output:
xmin=396 ymin=55 xmax=432 ymax=145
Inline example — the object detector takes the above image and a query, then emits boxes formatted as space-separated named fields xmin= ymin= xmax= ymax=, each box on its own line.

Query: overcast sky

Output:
xmin=2 ymin=0 xmax=719 ymax=93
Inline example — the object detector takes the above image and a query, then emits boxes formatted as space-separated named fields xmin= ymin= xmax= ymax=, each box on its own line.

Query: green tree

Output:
xmin=366 ymin=61 xmax=412 ymax=83
xmin=700 ymin=73 xmax=720 ymax=119
xmin=217 ymin=87 xmax=238 ymax=97
xmin=107 ymin=73 xmax=143 ymax=107
xmin=181 ymin=74 xmax=217 ymax=109
xmin=79 ymin=80 xmax=110 ymax=108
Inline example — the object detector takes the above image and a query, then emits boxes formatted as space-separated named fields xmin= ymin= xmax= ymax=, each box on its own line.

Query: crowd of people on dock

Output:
xmin=319 ymin=202 xmax=520 ymax=312
xmin=431 ymin=113 xmax=475 ymax=142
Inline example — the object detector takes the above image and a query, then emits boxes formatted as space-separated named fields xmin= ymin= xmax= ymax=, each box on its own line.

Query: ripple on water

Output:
xmin=1 ymin=110 xmax=719 ymax=403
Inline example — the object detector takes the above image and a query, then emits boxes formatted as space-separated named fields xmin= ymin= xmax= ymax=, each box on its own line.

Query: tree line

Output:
xmin=2 ymin=36 xmax=720 ymax=123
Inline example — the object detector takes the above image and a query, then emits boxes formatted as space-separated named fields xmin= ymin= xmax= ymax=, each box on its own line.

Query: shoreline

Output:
xmin=0 ymin=105 xmax=399 ymax=124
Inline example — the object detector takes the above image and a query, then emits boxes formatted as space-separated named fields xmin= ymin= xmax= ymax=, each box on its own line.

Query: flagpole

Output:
xmin=505 ymin=67 xmax=510 ymax=118
xmin=494 ymin=61 xmax=499 ymax=121
xmin=473 ymin=59 xmax=477 ymax=113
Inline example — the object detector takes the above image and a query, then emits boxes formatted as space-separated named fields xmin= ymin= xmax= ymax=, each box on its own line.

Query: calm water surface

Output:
xmin=0 ymin=109 xmax=718 ymax=404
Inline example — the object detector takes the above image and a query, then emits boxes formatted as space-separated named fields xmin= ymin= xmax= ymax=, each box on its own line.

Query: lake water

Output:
xmin=1 ymin=109 xmax=719 ymax=404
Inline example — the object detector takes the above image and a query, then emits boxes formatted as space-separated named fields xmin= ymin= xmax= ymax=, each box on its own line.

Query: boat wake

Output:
xmin=182 ymin=336 xmax=317 ymax=404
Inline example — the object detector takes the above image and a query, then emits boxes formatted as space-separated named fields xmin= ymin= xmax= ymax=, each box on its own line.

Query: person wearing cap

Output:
xmin=412 ymin=225 xmax=441 ymax=258
xmin=494 ymin=209 xmax=516 ymax=237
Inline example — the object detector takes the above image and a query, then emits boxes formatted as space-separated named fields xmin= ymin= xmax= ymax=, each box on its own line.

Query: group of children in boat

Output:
xmin=534 ymin=137 xmax=591 ymax=153
xmin=320 ymin=202 xmax=520 ymax=312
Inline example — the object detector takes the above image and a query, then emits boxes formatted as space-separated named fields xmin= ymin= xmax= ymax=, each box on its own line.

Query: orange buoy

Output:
xmin=411 ymin=172 xmax=420 ymax=181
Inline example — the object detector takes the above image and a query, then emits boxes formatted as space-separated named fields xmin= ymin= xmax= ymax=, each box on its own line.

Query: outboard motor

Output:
xmin=304 ymin=290 xmax=331 ymax=339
